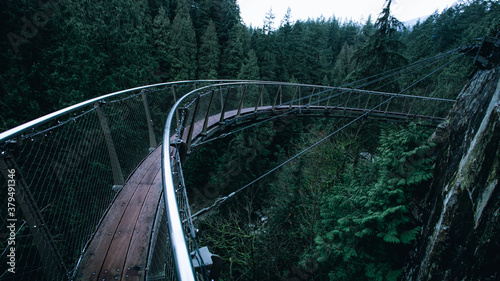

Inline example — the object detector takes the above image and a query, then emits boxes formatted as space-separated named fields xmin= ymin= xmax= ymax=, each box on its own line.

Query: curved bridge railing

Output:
xmin=0 ymin=80 xmax=238 ymax=281
xmin=162 ymin=81 xmax=455 ymax=280
xmin=0 ymin=80 xmax=454 ymax=281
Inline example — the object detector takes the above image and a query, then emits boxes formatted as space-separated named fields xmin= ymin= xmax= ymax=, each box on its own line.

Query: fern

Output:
xmin=400 ymin=226 xmax=421 ymax=244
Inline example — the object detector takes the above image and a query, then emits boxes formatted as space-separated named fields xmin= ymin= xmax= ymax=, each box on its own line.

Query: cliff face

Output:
xmin=403 ymin=67 xmax=500 ymax=280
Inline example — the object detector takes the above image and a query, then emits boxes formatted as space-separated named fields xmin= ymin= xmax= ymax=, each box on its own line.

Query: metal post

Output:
xmin=254 ymin=87 xmax=263 ymax=113
xmin=384 ymin=98 xmax=392 ymax=114
xmin=186 ymin=98 xmax=201 ymax=154
xmin=141 ymin=90 xmax=157 ymax=150
xmin=0 ymin=155 xmax=68 ymax=280
xmin=202 ymin=91 xmax=215 ymax=136
xmin=272 ymin=86 xmax=282 ymax=110
xmin=95 ymin=103 xmax=125 ymax=186
xmin=237 ymin=85 xmax=247 ymax=116
xmin=363 ymin=93 xmax=372 ymax=111
xmin=290 ymin=87 xmax=298 ymax=109
xmin=298 ymin=87 xmax=301 ymax=106
xmin=343 ymin=91 xmax=352 ymax=111
xmin=430 ymin=100 xmax=441 ymax=119
xmin=407 ymin=98 xmax=415 ymax=115
xmin=261 ymin=85 xmax=264 ymax=107
xmin=173 ymin=87 xmax=180 ymax=126
xmin=219 ymin=88 xmax=230 ymax=123
xmin=219 ymin=85 xmax=224 ymax=111
xmin=307 ymin=88 xmax=315 ymax=109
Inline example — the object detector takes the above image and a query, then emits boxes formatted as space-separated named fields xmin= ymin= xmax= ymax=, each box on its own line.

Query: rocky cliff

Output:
xmin=403 ymin=67 xmax=500 ymax=280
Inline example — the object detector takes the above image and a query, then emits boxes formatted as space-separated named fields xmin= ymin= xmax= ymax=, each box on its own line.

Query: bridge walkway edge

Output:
xmin=74 ymin=146 xmax=163 ymax=281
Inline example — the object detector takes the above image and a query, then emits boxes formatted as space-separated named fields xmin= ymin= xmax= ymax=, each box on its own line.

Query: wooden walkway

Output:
xmin=71 ymin=104 xmax=444 ymax=281
xmin=74 ymin=146 xmax=163 ymax=281
xmin=183 ymin=105 xmax=445 ymax=146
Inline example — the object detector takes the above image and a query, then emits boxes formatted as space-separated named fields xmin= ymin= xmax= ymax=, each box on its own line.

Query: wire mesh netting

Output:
xmin=0 ymin=76 xmax=457 ymax=281
xmin=161 ymin=81 xmax=456 ymax=280
xmin=0 ymin=82 xmax=209 ymax=281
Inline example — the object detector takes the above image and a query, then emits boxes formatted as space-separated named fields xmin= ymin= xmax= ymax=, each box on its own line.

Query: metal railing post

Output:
xmin=237 ymin=85 xmax=247 ymax=116
xmin=141 ymin=90 xmax=157 ymax=150
xmin=202 ymin=91 xmax=215 ymax=136
xmin=363 ymin=93 xmax=372 ymax=111
xmin=290 ymin=87 xmax=298 ymax=109
xmin=95 ymin=102 xmax=125 ymax=186
xmin=254 ymin=86 xmax=263 ymax=113
xmin=343 ymin=91 xmax=352 ymax=111
xmin=219 ymin=87 xmax=230 ymax=124
xmin=186 ymin=98 xmax=201 ymax=154
xmin=272 ymin=85 xmax=282 ymax=110
xmin=307 ymin=88 xmax=315 ymax=109
xmin=173 ymin=86 xmax=180 ymax=126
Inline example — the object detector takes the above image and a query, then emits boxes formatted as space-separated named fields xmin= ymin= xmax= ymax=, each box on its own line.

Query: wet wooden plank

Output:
xmin=122 ymin=171 xmax=163 ymax=280
xmin=97 ymin=153 xmax=161 ymax=281
xmin=75 ymin=147 xmax=161 ymax=281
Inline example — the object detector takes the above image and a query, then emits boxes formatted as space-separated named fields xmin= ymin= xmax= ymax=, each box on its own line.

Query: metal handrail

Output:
xmin=161 ymin=80 xmax=456 ymax=279
xmin=0 ymin=79 xmax=246 ymax=281
xmin=0 ymin=80 xmax=247 ymax=144
xmin=162 ymin=105 xmax=197 ymax=280
xmin=0 ymin=78 xmax=455 ymax=280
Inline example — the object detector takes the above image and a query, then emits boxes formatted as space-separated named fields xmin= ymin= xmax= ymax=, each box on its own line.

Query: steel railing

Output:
xmin=0 ymin=80 xmax=239 ymax=281
xmin=161 ymin=81 xmax=455 ymax=280
xmin=0 ymin=79 xmax=454 ymax=281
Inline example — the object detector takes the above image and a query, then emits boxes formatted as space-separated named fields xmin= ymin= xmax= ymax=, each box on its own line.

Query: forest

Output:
xmin=1 ymin=0 xmax=499 ymax=280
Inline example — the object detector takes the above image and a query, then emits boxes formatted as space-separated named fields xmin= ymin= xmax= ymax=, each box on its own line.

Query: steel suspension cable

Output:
xmin=190 ymin=51 xmax=468 ymax=220
xmin=192 ymin=49 xmax=459 ymax=147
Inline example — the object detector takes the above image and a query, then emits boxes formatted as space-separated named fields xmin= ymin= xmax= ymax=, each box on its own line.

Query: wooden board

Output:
xmin=74 ymin=146 xmax=162 ymax=281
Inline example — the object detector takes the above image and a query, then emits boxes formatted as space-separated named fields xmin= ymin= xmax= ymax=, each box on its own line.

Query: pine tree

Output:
xmin=238 ymin=49 xmax=260 ymax=80
xmin=263 ymin=8 xmax=276 ymax=35
xmin=220 ymin=24 xmax=245 ymax=78
xmin=332 ymin=43 xmax=356 ymax=85
xmin=153 ymin=6 xmax=173 ymax=81
xmin=198 ymin=20 xmax=220 ymax=79
xmin=353 ymin=0 xmax=407 ymax=90
xmin=169 ymin=0 xmax=197 ymax=80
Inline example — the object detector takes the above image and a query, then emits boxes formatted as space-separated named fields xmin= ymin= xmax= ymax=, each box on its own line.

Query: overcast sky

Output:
xmin=237 ymin=0 xmax=461 ymax=27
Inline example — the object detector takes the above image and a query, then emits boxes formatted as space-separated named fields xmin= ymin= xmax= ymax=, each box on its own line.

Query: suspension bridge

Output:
xmin=0 ymin=48 xmax=471 ymax=280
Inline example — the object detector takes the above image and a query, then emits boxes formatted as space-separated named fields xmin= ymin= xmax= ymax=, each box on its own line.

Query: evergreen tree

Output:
xmin=217 ymin=0 xmax=241 ymax=46
xmin=274 ymin=9 xmax=293 ymax=82
xmin=169 ymin=0 xmax=197 ymax=80
xmin=314 ymin=123 xmax=434 ymax=281
xmin=352 ymin=0 xmax=407 ymax=91
xmin=332 ymin=43 xmax=356 ymax=85
xmin=263 ymin=8 xmax=276 ymax=35
xmin=198 ymin=20 xmax=220 ymax=79
xmin=220 ymin=24 xmax=245 ymax=78
xmin=153 ymin=6 xmax=173 ymax=81
xmin=251 ymin=28 xmax=278 ymax=81
xmin=304 ymin=19 xmax=330 ymax=84
xmin=287 ymin=21 xmax=309 ymax=83
xmin=238 ymin=49 xmax=260 ymax=80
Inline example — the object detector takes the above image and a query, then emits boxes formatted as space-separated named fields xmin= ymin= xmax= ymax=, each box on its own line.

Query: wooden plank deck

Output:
xmin=182 ymin=105 xmax=444 ymax=145
xmin=74 ymin=146 xmax=163 ymax=281
xmin=72 ymin=104 xmax=444 ymax=281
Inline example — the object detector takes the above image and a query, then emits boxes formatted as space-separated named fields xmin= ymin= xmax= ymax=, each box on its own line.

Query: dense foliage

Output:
xmin=2 ymin=0 xmax=499 ymax=130
xmin=1 ymin=0 xmax=499 ymax=280
xmin=189 ymin=119 xmax=437 ymax=280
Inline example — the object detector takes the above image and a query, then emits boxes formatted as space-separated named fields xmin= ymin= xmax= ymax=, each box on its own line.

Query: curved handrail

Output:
xmin=0 ymin=79 xmax=248 ymax=281
xmin=0 ymin=78 xmax=456 ymax=280
xmin=161 ymin=81 xmax=456 ymax=279
xmin=0 ymin=80 xmax=248 ymax=144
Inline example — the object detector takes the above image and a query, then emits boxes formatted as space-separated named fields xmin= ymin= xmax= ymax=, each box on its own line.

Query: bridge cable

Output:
xmin=192 ymin=48 xmax=460 ymax=148
xmin=189 ymin=51 xmax=467 ymax=221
